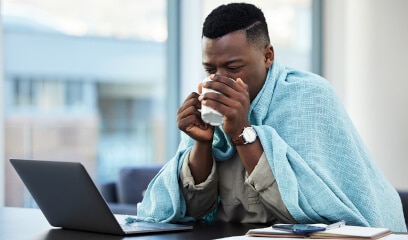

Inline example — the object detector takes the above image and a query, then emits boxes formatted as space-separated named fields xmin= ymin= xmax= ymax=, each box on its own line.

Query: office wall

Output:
xmin=323 ymin=0 xmax=408 ymax=190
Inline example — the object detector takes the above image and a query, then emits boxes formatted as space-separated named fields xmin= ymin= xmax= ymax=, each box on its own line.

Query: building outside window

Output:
xmin=1 ymin=0 xmax=168 ymax=207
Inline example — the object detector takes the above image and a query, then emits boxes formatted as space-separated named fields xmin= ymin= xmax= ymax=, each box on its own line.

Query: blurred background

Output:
xmin=0 ymin=0 xmax=407 ymax=208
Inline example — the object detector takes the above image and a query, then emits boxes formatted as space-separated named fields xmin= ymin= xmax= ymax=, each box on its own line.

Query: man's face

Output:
xmin=202 ymin=31 xmax=273 ymax=101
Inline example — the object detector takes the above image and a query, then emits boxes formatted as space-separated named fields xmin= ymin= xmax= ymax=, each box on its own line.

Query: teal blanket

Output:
xmin=136 ymin=61 xmax=406 ymax=232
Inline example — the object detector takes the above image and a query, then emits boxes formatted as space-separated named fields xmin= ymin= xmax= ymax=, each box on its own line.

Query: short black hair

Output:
xmin=202 ymin=3 xmax=270 ymax=50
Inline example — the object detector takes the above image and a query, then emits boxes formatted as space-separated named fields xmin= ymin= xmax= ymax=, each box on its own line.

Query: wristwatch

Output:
xmin=231 ymin=126 xmax=257 ymax=146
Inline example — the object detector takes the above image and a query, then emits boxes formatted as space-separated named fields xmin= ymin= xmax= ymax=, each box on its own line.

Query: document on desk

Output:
xmin=215 ymin=223 xmax=404 ymax=240
xmin=246 ymin=224 xmax=392 ymax=239
xmin=215 ymin=234 xmax=408 ymax=240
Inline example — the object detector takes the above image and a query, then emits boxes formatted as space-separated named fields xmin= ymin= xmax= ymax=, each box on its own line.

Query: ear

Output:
xmin=264 ymin=44 xmax=274 ymax=68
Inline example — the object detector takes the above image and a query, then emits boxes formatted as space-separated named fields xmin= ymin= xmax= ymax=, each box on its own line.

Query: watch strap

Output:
xmin=231 ymin=134 xmax=246 ymax=146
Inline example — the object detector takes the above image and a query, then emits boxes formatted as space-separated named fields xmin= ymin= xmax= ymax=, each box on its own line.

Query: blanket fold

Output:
xmin=135 ymin=61 xmax=406 ymax=232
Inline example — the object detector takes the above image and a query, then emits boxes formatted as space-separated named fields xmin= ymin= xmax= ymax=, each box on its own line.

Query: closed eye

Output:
xmin=204 ymin=67 xmax=216 ymax=74
xmin=227 ymin=66 xmax=243 ymax=73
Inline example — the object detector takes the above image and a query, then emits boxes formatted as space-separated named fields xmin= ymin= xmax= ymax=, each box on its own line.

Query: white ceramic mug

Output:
xmin=201 ymin=77 xmax=224 ymax=126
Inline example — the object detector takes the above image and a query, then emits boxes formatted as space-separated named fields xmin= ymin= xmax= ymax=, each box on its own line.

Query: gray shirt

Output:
xmin=179 ymin=151 xmax=295 ymax=223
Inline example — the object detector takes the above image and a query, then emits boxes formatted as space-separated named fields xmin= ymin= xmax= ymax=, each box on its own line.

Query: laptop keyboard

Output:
xmin=121 ymin=222 xmax=167 ymax=230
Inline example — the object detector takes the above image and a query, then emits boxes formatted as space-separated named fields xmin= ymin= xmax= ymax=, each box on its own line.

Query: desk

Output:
xmin=0 ymin=207 xmax=268 ymax=240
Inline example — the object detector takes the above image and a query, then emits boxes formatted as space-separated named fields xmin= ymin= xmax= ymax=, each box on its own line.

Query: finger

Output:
xmin=201 ymin=77 xmax=248 ymax=108
xmin=236 ymin=77 xmax=247 ymax=90
xmin=178 ymin=111 xmax=210 ymax=132
xmin=198 ymin=81 xmax=205 ymax=94
xmin=202 ymin=76 xmax=247 ymax=97
xmin=177 ymin=92 xmax=201 ymax=114
xmin=177 ymin=104 xmax=199 ymax=122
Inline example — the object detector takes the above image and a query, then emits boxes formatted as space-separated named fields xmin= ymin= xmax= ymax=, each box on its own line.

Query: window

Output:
xmin=10 ymin=78 xmax=90 ymax=112
xmin=2 ymin=0 xmax=168 ymax=207
xmin=1 ymin=0 xmax=317 ymax=208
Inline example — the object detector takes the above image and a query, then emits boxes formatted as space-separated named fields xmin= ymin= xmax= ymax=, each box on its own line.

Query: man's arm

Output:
xmin=180 ymin=151 xmax=218 ymax=219
xmin=235 ymin=132 xmax=263 ymax=174
xmin=246 ymin=152 xmax=296 ymax=223
xmin=176 ymin=90 xmax=216 ymax=184
xmin=188 ymin=141 xmax=214 ymax=184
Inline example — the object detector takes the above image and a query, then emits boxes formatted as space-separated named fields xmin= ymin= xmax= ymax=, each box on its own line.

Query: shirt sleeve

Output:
xmin=179 ymin=152 xmax=218 ymax=219
xmin=245 ymin=152 xmax=296 ymax=223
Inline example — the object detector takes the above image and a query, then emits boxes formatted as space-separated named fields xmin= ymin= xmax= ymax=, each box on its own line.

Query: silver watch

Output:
xmin=231 ymin=126 xmax=257 ymax=146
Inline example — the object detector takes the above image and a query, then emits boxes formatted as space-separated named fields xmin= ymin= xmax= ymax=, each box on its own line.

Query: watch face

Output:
xmin=243 ymin=127 xmax=257 ymax=143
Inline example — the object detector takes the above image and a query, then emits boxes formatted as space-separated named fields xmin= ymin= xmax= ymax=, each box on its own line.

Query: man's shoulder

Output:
xmin=274 ymin=62 xmax=332 ymax=92
xmin=271 ymin=61 xmax=325 ymax=82
xmin=286 ymin=66 xmax=326 ymax=84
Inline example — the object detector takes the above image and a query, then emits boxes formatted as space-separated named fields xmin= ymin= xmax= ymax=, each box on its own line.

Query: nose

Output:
xmin=214 ymin=69 xmax=230 ymax=78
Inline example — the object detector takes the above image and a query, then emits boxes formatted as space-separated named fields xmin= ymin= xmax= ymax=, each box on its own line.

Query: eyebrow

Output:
xmin=202 ymin=58 xmax=245 ymax=67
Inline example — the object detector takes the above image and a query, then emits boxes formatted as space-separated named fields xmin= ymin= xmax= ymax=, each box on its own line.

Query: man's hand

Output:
xmin=199 ymin=75 xmax=251 ymax=140
xmin=177 ymin=92 xmax=214 ymax=143
xmin=177 ymin=91 xmax=214 ymax=184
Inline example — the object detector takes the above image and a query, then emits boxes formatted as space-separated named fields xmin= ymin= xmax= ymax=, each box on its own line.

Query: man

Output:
xmin=136 ymin=3 xmax=406 ymax=232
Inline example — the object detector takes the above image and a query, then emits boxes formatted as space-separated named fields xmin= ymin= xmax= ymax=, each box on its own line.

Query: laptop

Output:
xmin=9 ymin=159 xmax=193 ymax=235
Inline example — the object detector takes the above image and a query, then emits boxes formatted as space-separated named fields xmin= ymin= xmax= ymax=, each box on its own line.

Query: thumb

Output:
xmin=236 ymin=78 xmax=247 ymax=89
xmin=198 ymin=82 xmax=204 ymax=94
